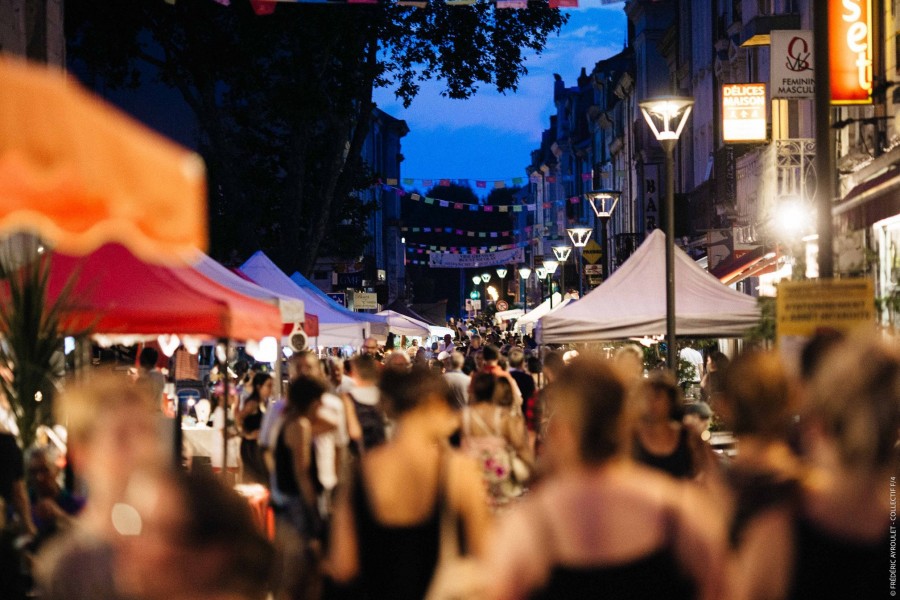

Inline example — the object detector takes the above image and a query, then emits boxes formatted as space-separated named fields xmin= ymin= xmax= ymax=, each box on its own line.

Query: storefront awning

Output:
xmin=710 ymin=246 xmax=778 ymax=286
xmin=834 ymin=168 xmax=900 ymax=230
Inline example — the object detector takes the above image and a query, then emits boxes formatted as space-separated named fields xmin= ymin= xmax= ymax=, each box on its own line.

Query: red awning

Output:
xmin=710 ymin=246 xmax=778 ymax=286
xmin=48 ymin=244 xmax=282 ymax=340
xmin=834 ymin=167 xmax=900 ymax=229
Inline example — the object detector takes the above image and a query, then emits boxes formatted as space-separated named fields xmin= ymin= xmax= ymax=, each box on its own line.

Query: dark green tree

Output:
xmin=65 ymin=0 xmax=566 ymax=274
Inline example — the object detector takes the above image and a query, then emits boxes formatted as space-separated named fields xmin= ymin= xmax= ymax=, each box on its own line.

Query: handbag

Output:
xmin=423 ymin=457 xmax=488 ymax=600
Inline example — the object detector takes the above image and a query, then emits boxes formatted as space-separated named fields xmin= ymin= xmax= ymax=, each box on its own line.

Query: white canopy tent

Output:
xmin=192 ymin=253 xmax=306 ymax=324
xmin=240 ymin=252 xmax=374 ymax=347
xmin=375 ymin=310 xmax=431 ymax=338
xmin=538 ymin=230 xmax=760 ymax=343
xmin=494 ymin=308 xmax=525 ymax=323
xmin=516 ymin=293 xmax=565 ymax=334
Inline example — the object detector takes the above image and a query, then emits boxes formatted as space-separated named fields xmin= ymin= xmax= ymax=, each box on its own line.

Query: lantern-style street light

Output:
xmin=496 ymin=267 xmax=508 ymax=301
xmin=480 ymin=272 xmax=491 ymax=284
xmin=543 ymin=259 xmax=559 ymax=309
xmin=640 ymin=96 xmax=693 ymax=372
xmin=517 ymin=265 xmax=532 ymax=311
xmin=567 ymin=226 xmax=593 ymax=298
xmin=552 ymin=244 xmax=571 ymax=297
xmin=586 ymin=189 xmax=621 ymax=281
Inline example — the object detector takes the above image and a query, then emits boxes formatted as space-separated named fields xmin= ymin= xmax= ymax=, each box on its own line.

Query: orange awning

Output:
xmin=0 ymin=56 xmax=207 ymax=263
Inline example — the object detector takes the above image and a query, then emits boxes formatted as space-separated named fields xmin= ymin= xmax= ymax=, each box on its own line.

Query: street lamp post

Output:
xmin=471 ymin=274 xmax=482 ymax=316
xmin=586 ymin=190 xmax=621 ymax=281
xmin=518 ymin=266 xmax=531 ymax=312
xmin=552 ymin=244 xmax=571 ymax=297
xmin=534 ymin=266 xmax=547 ymax=306
xmin=640 ymin=96 xmax=693 ymax=372
xmin=543 ymin=259 xmax=559 ymax=308
xmin=496 ymin=267 xmax=508 ymax=302
xmin=567 ymin=226 xmax=593 ymax=298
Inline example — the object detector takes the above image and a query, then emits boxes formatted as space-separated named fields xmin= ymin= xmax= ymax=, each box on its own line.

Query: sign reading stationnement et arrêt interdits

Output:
xmin=776 ymin=279 xmax=875 ymax=366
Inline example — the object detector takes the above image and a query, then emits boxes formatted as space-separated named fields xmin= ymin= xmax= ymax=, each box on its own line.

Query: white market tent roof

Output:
xmin=240 ymin=252 xmax=375 ymax=347
xmin=538 ymin=230 xmax=760 ymax=343
xmin=517 ymin=293 xmax=567 ymax=333
xmin=192 ymin=253 xmax=305 ymax=324
xmin=376 ymin=310 xmax=431 ymax=338
xmin=494 ymin=308 xmax=525 ymax=323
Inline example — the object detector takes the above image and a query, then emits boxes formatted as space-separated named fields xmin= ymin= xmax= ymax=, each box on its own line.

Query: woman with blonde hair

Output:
xmin=487 ymin=355 xmax=726 ymax=600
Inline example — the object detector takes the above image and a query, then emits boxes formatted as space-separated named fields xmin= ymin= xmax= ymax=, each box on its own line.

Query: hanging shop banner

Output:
xmin=428 ymin=247 xmax=524 ymax=268
xmin=771 ymin=30 xmax=815 ymax=98
xmin=829 ymin=0 xmax=873 ymax=104
xmin=722 ymin=83 xmax=767 ymax=142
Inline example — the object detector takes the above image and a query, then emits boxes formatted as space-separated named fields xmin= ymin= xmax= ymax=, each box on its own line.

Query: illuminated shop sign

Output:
xmin=829 ymin=0 xmax=873 ymax=104
xmin=722 ymin=83 xmax=767 ymax=142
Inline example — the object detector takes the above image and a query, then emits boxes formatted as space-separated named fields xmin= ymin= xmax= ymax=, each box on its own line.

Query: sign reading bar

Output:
xmin=771 ymin=31 xmax=814 ymax=98
xmin=829 ymin=0 xmax=872 ymax=104
xmin=722 ymin=83 xmax=767 ymax=142
xmin=428 ymin=247 xmax=524 ymax=269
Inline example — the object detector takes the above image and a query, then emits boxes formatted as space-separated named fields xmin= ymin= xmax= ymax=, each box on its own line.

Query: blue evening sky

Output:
xmin=373 ymin=0 xmax=627 ymax=187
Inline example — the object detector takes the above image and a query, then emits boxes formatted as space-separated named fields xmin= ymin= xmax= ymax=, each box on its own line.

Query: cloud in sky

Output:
xmin=375 ymin=5 xmax=627 ymax=181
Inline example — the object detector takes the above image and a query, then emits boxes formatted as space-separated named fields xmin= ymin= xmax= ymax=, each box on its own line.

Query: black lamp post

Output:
xmin=586 ymin=189 xmax=621 ymax=280
xmin=640 ymin=96 xmax=694 ymax=372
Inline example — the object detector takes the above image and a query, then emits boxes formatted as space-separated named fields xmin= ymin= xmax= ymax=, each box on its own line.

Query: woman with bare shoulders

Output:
xmin=487 ymin=355 xmax=726 ymax=600
xmin=326 ymin=367 xmax=490 ymax=600
xmin=731 ymin=334 xmax=898 ymax=599
xmin=633 ymin=372 xmax=716 ymax=482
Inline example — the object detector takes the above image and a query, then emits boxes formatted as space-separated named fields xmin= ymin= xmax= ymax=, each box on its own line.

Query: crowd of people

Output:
xmin=0 ymin=324 xmax=896 ymax=600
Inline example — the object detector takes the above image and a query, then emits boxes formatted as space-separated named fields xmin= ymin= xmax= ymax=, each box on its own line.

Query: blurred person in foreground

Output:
xmin=326 ymin=366 xmax=490 ymax=600
xmin=114 ymin=468 xmax=274 ymax=600
xmin=716 ymin=350 xmax=801 ymax=600
xmin=35 ymin=375 xmax=166 ymax=600
xmin=732 ymin=334 xmax=898 ymax=598
xmin=487 ymin=355 xmax=725 ymax=600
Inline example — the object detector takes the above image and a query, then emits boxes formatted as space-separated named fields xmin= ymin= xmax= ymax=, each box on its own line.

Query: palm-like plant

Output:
xmin=0 ymin=243 xmax=73 ymax=448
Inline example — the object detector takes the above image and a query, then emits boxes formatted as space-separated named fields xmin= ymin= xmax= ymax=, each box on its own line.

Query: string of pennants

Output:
xmin=405 ymin=239 xmax=529 ymax=252
xmin=382 ymin=172 xmax=593 ymax=190
xmin=388 ymin=187 xmax=585 ymax=213
xmin=399 ymin=225 xmax=532 ymax=238
xmin=242 ymin=0 xmax=581 ymax=14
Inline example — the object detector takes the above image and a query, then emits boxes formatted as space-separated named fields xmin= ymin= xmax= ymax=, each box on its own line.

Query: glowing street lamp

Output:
xmin=518 ymin=265 xmax=532 ymax=311
xmin=567 ymin=226 xmax=593 ymax=298
xmin=640 ymin=96 xmax=693 ymax=372
xmin=552 ymin=244 xmax=571 ymax=296
xmin=586 ymin=189 xmax=621 ymax=280
xmin=496 ymin=267 xmax=508 ymax=301
xmin=543 ymin=259 xmax=559 ymax=308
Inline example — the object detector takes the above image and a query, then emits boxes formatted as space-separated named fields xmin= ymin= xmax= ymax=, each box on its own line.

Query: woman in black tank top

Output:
xmin=487 ymin=356 xmax=726 ymax=600
xmin=326 ymin=367 xmax=490 ymax=599
xmin=238 ymin=372 xmax=271 ymax=484
xmin=633 ymin=372 xmax=708 ymax=480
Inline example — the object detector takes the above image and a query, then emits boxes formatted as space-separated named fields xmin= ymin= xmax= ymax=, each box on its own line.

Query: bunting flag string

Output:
xmin=406 ymin=245 xmax=519 ymax=255
xmin=390 ymin=186 xmax=584 ymax=212
xmin=399 ymin=225 xmax=534 ymax=237
xmin=405 ymin=239 xmax=529 ymax=252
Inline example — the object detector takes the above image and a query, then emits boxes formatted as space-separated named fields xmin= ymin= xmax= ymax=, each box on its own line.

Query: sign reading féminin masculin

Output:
xmin=771 ymin=30 xmax=814 ymax=98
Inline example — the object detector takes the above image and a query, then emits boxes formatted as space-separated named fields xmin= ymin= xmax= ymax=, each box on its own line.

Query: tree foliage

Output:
xmin=65 ymin=0 xmax=566 ymax=274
